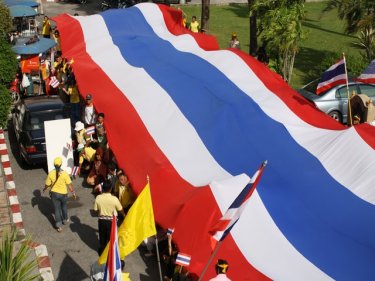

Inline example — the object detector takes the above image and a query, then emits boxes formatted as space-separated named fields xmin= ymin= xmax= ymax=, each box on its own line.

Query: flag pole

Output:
xmin=147 ymin=175 xmax=163 ymax=281
xmin=198 ymin=240 xmax=223 ymax=281
xmin=343 ymin=53 xmax=353 ymax=126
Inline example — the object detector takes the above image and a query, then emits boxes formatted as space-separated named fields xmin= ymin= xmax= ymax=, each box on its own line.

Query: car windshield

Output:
xmin=24 ymin=110 xmax=65 ymax=130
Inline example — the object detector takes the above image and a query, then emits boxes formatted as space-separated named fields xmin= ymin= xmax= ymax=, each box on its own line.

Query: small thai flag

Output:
xmin=167 ymin=228 xmax=174 ymax=236
xmin=175 ymin=253 xmax=191 ymax=267
xmin=49 ymin=76 xmax=60 ymax=88
xmin=86 ymin=126 xmax=96 ymax=135
xmin=71 ymin=166 xmax=80 ymax=176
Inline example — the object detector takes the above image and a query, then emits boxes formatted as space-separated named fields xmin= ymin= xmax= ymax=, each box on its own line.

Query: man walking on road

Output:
xmin=94 ymin=180 xmax=124 ymax=255
xmin=43 ymin=157 xmax=76 ymax=232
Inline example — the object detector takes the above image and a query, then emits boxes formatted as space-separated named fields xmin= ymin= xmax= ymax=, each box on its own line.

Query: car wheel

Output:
xmin=328 ymin=111 xmax=342 ymax=123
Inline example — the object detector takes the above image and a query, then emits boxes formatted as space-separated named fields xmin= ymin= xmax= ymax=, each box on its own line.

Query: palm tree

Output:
xmin=0 ymin=228 xmax=40 ymax=281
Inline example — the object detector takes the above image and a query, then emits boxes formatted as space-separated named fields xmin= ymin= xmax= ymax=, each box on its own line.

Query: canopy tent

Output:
xmin=55 ymin=4 xmax=375 ymax=281
xmin=9 ymin=5 xmax=37 ymax=17
xmin=4 ymin=0 xmax=39 ymax=8
xmin=12 ymin=37 xmax=56 ymax=54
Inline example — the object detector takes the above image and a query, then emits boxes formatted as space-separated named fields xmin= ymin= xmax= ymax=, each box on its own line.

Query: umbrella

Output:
xmin=12 ymin=37 xmax=56 ymax=55
xmin=9 ymin=5 xmax=38 ymax=17
xmin=4 ymin=0 xmax=39 ymax=8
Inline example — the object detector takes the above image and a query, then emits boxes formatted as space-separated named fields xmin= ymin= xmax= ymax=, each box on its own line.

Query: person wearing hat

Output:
xmin=74 ymin=121 xmax=90 ymax=147
xmin=209 ymin=259 xmax=231 ymax=281
xmin=228 ymin=32 xmax=240 ymax=50
xmin=43 ymin=157 xmax=76 ymax=232
xmin=83 ymin=94 xmax=97 ymax=127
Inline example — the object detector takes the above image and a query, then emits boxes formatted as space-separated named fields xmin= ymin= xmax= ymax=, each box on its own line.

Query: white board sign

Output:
xmin=44 ymin=118 xmax=74 ymax=173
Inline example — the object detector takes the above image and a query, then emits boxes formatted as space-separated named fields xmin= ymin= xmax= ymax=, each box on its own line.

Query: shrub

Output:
xmin=0 ymin=84 xmax=12 ymax=128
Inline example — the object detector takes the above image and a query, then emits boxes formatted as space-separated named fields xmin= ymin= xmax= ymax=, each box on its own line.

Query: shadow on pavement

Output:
xmin=31 ymin=189 xmax=56 ymax=228
xmin=57 ymin=251 xmax=89 ymax=281
xmin=70 ymin=215 xmax=99 ymax=253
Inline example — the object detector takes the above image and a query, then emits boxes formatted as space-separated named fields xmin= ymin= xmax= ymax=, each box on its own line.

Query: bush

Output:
xmin=0 ymin=84 xmax=12 ymax=128
xmin=0 ymin=36 xmax=17 ymax=86
xmin=0 ymin=228 xmax=40 ymax=281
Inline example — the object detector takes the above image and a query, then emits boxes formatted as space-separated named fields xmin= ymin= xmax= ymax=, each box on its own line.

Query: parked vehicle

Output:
xmin=101 ymin=0 xmax=134 ymax=11
xmin=12 ymin=96 xmax=69 ymax=166
xmin=298 ymin=80 xmax=375 ymax=124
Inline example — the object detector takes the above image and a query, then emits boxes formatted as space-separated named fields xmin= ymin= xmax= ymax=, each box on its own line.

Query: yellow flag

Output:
xmin=99 ymin=183 xmax=156 ymax=264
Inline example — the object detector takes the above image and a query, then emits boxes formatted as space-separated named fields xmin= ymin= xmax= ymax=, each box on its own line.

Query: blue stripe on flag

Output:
xmin=100 ymin=8 xmax=375 ymax=280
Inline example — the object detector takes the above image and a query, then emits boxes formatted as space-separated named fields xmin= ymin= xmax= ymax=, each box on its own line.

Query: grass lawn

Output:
xmin=173 ymin=1 xmax=364 ymax=89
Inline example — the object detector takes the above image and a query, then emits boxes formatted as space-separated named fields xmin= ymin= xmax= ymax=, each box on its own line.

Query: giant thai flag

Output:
xmin=316 ymin=58 xmax=347 ymax=94
xmin=357 ymin=59 xmax=375 ymax=84
xmin=55 ymin=4 xmax=375 ymax=281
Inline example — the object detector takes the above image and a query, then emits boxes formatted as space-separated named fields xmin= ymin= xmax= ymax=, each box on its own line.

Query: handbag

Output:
xmin=21 ymin=73 xmax=30 ymax=88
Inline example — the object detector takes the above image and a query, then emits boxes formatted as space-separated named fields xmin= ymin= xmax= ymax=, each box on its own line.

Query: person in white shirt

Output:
xmin=83 ymin=94 xmax=97 ymax=127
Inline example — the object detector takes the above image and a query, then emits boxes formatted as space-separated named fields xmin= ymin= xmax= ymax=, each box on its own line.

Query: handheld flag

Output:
xmin=316 ymin=58 xmax=347 ymax=95
xmin=357 ymin=60 xmax=375 ymax=84
xmin=210 ymin=161 xmax=267 ymax=242
xmin=167 ymin=228 xmax=174 ymax=236
xmin=175 ymin=253 xmax=191 ymax=267
xmin=103 ymin=215 xmax=123 ymax=281
xmin=99 ymin=182 xmax=156 ymax=264
xmin=71 ymin=166 xmax=80 ymax=176
xmin=86 ymin=126 xmax=96 ymax=135
xmin=49 ymin=76 xmax=60 ymax=88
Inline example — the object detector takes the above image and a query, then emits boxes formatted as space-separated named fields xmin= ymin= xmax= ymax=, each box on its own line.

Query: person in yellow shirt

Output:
xmin=43 ymin=157 xmax=76 ymax=232
xmin=42 ymin=16 xmax=52 ymax=38
xmin=189 ymin=16 xmax=200 ymax=33
xmin=94 ymin=180 xmax=125 ymax=255
xmin=78 ymin=143 xmax=96 ymax=173
xmin=114 ymin=173 xmax=135 ymax=213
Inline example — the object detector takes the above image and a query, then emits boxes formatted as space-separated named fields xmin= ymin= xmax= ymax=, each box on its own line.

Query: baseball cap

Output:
xmin=54 ymin=157 xmax=62 ymax=166
xmin=74 ymin=121 xmax=84 ymax=131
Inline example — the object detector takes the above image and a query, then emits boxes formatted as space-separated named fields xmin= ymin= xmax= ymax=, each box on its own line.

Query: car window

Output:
xmin=359 ymin=84 xmax=375 ymax=97
xmin=336 ymin=85 xmax=357 ymax=99
xmin=24 ymin=110 xmax=65 ymax=130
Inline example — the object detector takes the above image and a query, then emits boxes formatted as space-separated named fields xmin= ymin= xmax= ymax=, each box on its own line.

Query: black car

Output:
xmin=12 ymin=96 xmax=69 ymax=165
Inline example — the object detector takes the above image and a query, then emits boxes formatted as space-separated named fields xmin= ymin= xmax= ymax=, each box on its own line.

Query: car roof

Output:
xmin=22 ymin=96 xmax=64 ymax=112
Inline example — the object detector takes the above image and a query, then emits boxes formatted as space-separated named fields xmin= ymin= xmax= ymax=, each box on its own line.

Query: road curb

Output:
xmin=0 ymin=129 xmax=54 ymax=281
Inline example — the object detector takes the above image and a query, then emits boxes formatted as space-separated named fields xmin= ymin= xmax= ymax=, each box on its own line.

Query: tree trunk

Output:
xmin=201 ymin=0 xmax=210 ymax=32
xmin=248 ymin=0 xmax=257 ymax=56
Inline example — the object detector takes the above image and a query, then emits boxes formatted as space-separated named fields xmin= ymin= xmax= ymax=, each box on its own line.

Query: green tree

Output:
xmin=325 ymin=0 xmax=375 ymax=34
xmin=0 ymin=3 xmax=12 ymax=37
xmin=253 ymin=0 xmax=306 ymax=83
xmin=0 ymin=228 xmax=40 ymax=281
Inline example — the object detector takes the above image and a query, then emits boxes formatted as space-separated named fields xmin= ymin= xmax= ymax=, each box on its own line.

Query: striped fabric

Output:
xmin=55 ymin=4 xmax=375 ymax=281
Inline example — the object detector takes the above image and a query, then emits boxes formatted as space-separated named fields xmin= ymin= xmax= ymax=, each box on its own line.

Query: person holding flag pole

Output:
xmin=98 ymin=176 xmax=163 ymax=281
xmin=342 ymin=53 xmax=353 ymax=126
xmin=198 ymin=160 xmax=268 ymax=281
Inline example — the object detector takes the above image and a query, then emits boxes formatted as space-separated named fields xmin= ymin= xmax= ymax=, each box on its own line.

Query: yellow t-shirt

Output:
xmin=45 ymin=170 xmax=72 ymax=195
xmin=114 ymin=182 xmax=135 ymax=209
xmin=190 ymin=21 xmax=199 ymax=33
xmin=94 ymin=193 xmax=123 ymax=217
xmin=68 ymin=85 xmax=80 ymax=104
xmin=79 ymin=146 xmax=96 ymax=164
xmin=42 ymin=20 xmax=51 ymax=36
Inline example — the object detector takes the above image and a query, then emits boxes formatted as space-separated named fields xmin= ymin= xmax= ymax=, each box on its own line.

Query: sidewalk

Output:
xmin=0 ymin=130 xmax=54 ymax=281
